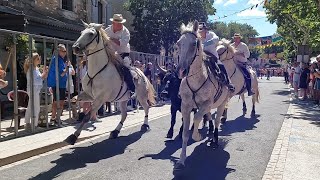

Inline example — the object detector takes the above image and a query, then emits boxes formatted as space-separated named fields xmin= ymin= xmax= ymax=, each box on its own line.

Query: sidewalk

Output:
xmin=263 ymin=90 xmax=320 ymax=180
xmin=0 ymin=104 xmax=170 ymax=167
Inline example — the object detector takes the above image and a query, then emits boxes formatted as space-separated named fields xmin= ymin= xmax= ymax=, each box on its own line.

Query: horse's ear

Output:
xmin=94 ymin=23 xmax=103 ymax=30
xmin=193 ymin=20 xmax=199 ymax=32
xmin=180 ymin=23 xmax=186 ymax=34
xmin=81 ymin=19 xmax=89 ymax=28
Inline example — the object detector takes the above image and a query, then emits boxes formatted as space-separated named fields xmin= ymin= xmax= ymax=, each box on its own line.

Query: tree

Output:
xmin=265 ymin=0 xmax=320 ymax=56
xmin=125 ymin=0 xmax=216 ymax=55
xmin=208 ymin=21 xmax=259 ymax=44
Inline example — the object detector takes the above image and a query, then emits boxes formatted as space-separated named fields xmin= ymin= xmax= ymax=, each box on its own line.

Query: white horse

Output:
xmin=217 ymin=39 xmax=260 ymax=120
xmin=173 ymin=21 xmax=230 ymax=173
xmin=65 ymin=22 xmax=156 ymax=145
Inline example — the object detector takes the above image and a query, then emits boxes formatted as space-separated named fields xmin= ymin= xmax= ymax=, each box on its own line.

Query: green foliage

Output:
xmin=4 ymin=34 xmax=37 ymax=57
xmin=125 ymin=0 xmax=216 ymax=54
xmin=265 ymin=0 xmax=320 ymax=57
xmin=208 ymin=21 xmax=259 ymax=44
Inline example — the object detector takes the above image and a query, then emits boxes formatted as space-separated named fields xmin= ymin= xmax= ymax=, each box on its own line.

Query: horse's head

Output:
xmin=72 ymin=21 xmax=104 ymax=55
xmin=176 ymin=20 xmax=201 ymax=76
xmin=217 ymin=38 xmax=235 ymax=62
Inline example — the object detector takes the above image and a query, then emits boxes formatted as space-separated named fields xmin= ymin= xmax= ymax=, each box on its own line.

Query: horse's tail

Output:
xmin=133 ymin=68 xmax=156 ymax=106
xmin=146 ymin=78 xmax=156 ymax=106
xmin=255 ymin=87 xmax=260 ymax=103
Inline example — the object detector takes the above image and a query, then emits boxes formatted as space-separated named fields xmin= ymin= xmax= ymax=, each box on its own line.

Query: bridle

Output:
xmin=181 ymin=32 xmax=201 ymax=76
xmin=83 ymin=29 xmax=104 ymax=57
xmin=219 ymin=45 xmax=234 ymax=62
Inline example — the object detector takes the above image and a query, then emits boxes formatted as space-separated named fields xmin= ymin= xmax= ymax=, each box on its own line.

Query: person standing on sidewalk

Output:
xmin=292 ymin=62 xmax=301 ymax=97
xmin=47 ymin=44 xmax=69 ymax=123
xmin=24 ymin=53 xmax=48 ymax=130
xmin=299 ymin=63 xmax=310 ymax=100
xmin=313 ymin=55 xmax=320 ymax=105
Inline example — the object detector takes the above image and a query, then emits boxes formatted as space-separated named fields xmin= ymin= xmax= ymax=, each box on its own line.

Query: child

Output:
xmin=23 ymin=53 xmax=48 ymax=130
xmin=0 ymin=64 xmax=8 ymax=88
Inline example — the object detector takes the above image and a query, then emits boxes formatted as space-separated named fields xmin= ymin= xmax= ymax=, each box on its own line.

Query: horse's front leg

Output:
xmin=167 ymin=105 xmax=178 ymax=138
xmin=109 ymin=101 xmax=128 ymax=139
xmin=251 ymin=95 xmax=256 ymax=117
xmin=139 ymin=97 xmax=151 ymax=132
xmin=64 ymin=97 xmax=105 ymax=145
xmin=211 ymin=100 xmax=227 ymax=148
xmin=174 ymin=103 xmax=192 ymax=172
xmin=192 ymin=101 xmax=211 ymax=142
xmin=241 ymin=94 xmax=247 ymax=115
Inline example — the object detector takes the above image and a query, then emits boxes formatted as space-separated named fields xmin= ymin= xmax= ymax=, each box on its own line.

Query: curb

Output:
xmin=0 ymin=112 xmax=170 ymax=168
xmin=262 ymin=86 xmax=293 ymax=180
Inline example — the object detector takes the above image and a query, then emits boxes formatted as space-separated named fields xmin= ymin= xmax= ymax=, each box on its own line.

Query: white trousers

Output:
xmin=25 ymin=89 xmax=41 ymax=126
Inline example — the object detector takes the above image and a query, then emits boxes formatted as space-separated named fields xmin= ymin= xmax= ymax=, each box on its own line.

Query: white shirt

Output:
xmin=105 ymin=25 xmax=130 ymax=54
xmin=293 ymin=66 xmax=301 ymax=81
xmin=26 ymin=67 xmax=43 ymax=93
xmin=231 ymin=42 xmax=250 ymax=63
xmin=202 ymin=31 xmax=219 ymax=59
xmin=66 ymin=66 xmax=75 ymax=94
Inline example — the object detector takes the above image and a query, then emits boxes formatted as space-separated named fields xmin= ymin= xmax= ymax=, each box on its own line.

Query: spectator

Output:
xmin=283 ymin=66 xmax=289 ymax=84
xmin=23 ymin=53 xmax=48 ymax=130
xmin=66 ymin=60 xmax=76 ymax=98
xmin=299 ymin=63 xmax=310 ymax=100
xmin=313 ymin=55 xmax=320 ymax=105
xmin=47 ymin=44 xmax=69 ymax=122
xmin=309 ymin=61 xmax=317 ymax=100
xmin=0 ymin=64 xmax=8 ymax=88
xmin=292 ymin=62 xmax=301 ymax=97
xmin=78 ymin=57 xmax=87 ymax=92
xmin=144 ymin=62 xmax=152 ymax=84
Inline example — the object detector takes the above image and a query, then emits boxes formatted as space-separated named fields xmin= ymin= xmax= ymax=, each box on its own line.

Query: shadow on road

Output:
xmin=220 ymin=115 xmax=260 ymax=136
xmin=272 ymin=89 xmax=291 ymax=96
xmin=29 ymin=131 xmax=145 ymax=180
xmin=138 ymin=128 xmax=208 ymax=163
xmin=173 ymin=140 xmax=234 ymax=180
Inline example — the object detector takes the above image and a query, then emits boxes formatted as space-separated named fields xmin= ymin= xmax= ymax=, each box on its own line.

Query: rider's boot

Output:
xmin=243 ymin=67 xmax=254 ymax=96
xmin=218 ymin=64 xmax=235 ymax=93
xmin=123 ymin=66 xmax=136 ymax=99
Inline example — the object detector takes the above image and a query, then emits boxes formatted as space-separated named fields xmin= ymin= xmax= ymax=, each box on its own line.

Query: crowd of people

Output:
xmin=284 ymin=57 xmax=320 ymax=104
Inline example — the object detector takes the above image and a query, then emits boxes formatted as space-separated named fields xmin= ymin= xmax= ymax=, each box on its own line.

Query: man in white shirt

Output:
xmin=231 ymin=33 xmax=254 ymax=96
xmin=198 ymin=22 xmax=235 ymax=92
xmin=105 ymin=14 xmax=135 ymax=97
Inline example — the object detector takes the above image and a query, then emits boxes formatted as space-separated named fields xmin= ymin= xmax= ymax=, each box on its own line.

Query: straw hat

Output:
xmin=110 ymin=14 xmax=126 ymax=24
xmin=233 ymin=33 xmax=243 ymax=39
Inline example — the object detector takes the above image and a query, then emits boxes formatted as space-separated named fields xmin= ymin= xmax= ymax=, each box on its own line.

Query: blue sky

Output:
xmin=208 ymin=0 xmax=277 ymax=37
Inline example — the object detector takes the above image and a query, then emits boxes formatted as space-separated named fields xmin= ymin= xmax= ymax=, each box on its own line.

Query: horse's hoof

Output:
xmin=173 ymin=163 xmax=185 ymax=176
xmin=221 ymin=117 xmax=227 ymax=124
xmin=109 ymin=130 xmax=120 ymax=139
xmin=166 ymin=129 xmax=173 ymax=138
xmin=208 ymin=138 xmax=219 ymax=149
xmin=64 ymin=134 xmax=78 ymax=145
xmin=251 ymin=111 xmax=256 ymax=117
xmin=140 ymin=124 xmax=150 ymax=132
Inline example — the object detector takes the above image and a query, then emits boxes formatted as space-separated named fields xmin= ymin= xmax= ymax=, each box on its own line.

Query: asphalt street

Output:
xmin=0 ymin=77 xmax=290 ymax=180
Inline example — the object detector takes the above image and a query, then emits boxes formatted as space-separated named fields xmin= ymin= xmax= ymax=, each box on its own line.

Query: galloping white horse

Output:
xmin=174 ymin=21 xmax=230 ymax=173
xmin=217 ymin=39 xmax=260 ymax=120
xmin=65 ymin=22 xmax=156 ymax=145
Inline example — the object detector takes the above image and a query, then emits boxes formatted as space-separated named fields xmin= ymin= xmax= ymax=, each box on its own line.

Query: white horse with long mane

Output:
xmin=217 ymin=39 xmax=260 ymax=120
xmin=174 ymin=21 xmax=230 ymax=173
xmin=64 ymin=22 xmax=156 ymax=145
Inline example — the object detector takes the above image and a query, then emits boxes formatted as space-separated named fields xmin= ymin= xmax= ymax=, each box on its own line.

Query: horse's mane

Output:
xmin=98 ymin=27 xmax=123 ymax=67
xmin=219 ymin=38 xmax=235 ymax=54
xmin=180 ymin=22 xmax=200 ymax=38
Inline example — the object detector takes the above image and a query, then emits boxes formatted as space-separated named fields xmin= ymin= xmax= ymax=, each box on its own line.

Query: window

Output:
xmin=62 ymin=0 xmax=73 ymax=11
xmin=98 ymin=2 xmax=103 ymax=24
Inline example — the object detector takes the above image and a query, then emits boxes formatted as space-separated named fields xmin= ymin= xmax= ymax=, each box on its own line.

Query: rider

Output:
xmin=198 ymin=22 xmax=235 ymax=92
xmin=105 ymin=14 xmax=136 ymax=97
xmin=231 ymin=33 xmax=254 ymax=96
